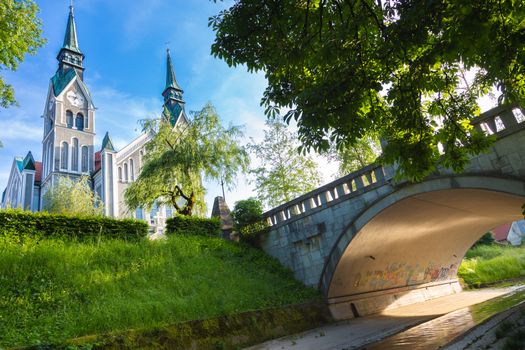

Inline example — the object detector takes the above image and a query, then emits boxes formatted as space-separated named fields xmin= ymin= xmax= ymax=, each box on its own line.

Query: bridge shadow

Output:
xmin=323 ymin=187 xmax=525 ymax=319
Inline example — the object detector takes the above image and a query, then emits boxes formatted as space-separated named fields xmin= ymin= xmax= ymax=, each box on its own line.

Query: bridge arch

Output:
xmin=319 ymin=175 xmax=525 ymax=319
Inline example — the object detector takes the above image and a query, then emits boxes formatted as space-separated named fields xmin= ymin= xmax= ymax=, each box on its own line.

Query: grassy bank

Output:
xmin=458 ymin=244 xmax=525 ymax=287
xmin=0 ymin=236 xmax=319 ymax=348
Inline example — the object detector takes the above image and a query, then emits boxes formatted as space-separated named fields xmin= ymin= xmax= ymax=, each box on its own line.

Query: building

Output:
xmin=493 ymin=220 xmax=525 ymax=246
xmin=1 ymin=5 xmax=188 ymax=233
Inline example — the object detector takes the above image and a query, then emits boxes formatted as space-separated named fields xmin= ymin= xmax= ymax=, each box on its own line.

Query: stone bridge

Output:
xmin=260 ymin=104 xmax=525 ymax=319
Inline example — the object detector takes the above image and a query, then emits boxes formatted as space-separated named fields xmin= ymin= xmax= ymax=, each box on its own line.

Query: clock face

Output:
xmin=66 ymin=90 xmax=85 ymax=108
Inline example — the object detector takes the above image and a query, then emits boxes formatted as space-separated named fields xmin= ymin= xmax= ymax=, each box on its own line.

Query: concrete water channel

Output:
xmin=246 ymin=286 xmax=525 ymax=350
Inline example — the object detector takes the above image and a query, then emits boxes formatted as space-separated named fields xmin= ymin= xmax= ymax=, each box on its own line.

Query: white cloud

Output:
xmin=91 ymin=85 xmax=162 ymax=148
xmin=0 ymin=120 xmax=42 ymax=142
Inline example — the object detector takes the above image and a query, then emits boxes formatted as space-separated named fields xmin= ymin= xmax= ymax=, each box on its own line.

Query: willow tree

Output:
xmin=210 ymin=0 xmax=525 ymax=181
xmin=125 ymin=103 xmax=249 ymax=216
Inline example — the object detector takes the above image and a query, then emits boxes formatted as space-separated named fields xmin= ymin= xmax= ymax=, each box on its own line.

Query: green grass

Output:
xmin=0 ymin=236 xmax=319 ymax=348
xmin=458 ymin=244 xmax=525 ymax=287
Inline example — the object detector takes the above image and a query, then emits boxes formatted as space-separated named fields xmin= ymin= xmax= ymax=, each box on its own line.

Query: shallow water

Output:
xmin=362 ymin=289 xmax=525 ymax=349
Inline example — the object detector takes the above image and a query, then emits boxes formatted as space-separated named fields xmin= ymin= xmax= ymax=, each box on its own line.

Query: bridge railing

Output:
xmin=263 ymin=104 xmax=525 ymax=228
xmin=471 ymin=104 xmax=525 ymax=137
xmin=264 ymin=163 xmax=390 ymax=227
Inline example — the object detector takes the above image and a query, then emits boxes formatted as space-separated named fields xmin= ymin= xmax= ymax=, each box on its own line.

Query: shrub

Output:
xmin=42 ymin=175 xmax=104 ymax=216
xmin=0 ymin=209 xmax=148 ymax=243
xmin=472 ymin=232 xmax=495 ymax=247
xmin=231 ymin=198 xmax=263 ymax=229
xmin=231 ymin=198 xmax=269 ymax=246
xmin=166 ymin=215 xmax=221 ymax=236
xmin=238 ymin=220 xmax=270 ymax=246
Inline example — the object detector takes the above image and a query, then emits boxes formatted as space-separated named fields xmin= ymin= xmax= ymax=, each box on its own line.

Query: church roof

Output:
xmin=22 ymin=151 xmax=36 ymax=171
xmin=15 ymin=157 xmax=24 ymax=172
xmin=51 ymin=68 xmax=76 ymax=96
xmin=63 ymin=6 xmax=81 ymax=54
xmin=101 ymin=132 xmax=115 ymax=151
xmin=50 ymin=68 xmax=94 ymax=106
xmin=13 ymin=152 xmax=36 ymax=173
xmin=163 ymin=104 xmax=186 ymax=127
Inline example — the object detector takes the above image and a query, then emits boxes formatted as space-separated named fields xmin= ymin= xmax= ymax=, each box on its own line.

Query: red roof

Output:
xmin=94 ymin=151 xmax=101 ymax=173
xmin=492 ymin=223 xmax=512 ymax=241
xmin=34 ymin=161 xmax=42 ymax=183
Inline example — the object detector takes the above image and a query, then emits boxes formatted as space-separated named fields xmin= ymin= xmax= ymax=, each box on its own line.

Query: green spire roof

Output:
xmin=101 ymin=132 xmax=115 ymax=152
xmin=23 ymin=151 xmax=36 ymax=171
xmin=63 ymin=6 xmax=81 ymax=53
xmin=165 ymin=49 xmax=182 ymax=91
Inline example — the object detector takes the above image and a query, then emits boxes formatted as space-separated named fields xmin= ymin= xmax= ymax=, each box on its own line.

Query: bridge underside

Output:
xmin=327 ymin=189 xmax=524 ymax=319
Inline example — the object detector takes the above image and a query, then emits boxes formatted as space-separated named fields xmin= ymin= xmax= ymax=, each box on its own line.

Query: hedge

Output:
xmin=238 ymin=220 xmax=270 ymax=247
xmin=166 ymin=216 xmax=221 ymax=236
xmin=0 ymin=209 xmax=148 ymax=243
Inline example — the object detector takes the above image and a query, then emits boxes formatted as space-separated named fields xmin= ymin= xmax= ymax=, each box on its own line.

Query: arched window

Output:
xmin=84 ymin=113 xmax=89 ymax=129
xmin=60 ymin=141 xmax=69 ymax=170
xmin=72 ymin=138 xmax=79 ymax=171
xmin=118 ymin=167 xmax=123 ymax=181
xmin=129 ymin=159 xmax=135 ymax=181
xmin=75 ymin=113 xmax=84 ymax=131
xmin=81 ymin=146 xmax=88 ymax=172
xmin=66 ymin=111 xmax=73 ymax=128
xmin=124 ymin=163 xmax=129 ymax=182
xmin=47 ymin=142 xmax=53 ymax=176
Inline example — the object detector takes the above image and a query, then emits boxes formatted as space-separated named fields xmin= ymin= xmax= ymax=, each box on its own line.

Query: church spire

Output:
xmin=165 ymin=49 xmax=182 ymax=92
xmin=63 ymin=5 xmax=81 ymax=53
xmin=162 ymin=49 xmax=185 ymax=127
xmin=57 ymin=4 xmax=84 ymax=76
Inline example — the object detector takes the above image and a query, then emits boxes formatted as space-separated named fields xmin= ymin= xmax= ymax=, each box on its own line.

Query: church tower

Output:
xmin=162 ymin=49 xmax=187 ymax=127
xmin=40 ymin=5 xmax=96 ymax=202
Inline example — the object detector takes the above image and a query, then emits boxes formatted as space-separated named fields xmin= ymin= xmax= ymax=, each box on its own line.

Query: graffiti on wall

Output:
xmin=353 ymin=262 xmax=458 ymax=290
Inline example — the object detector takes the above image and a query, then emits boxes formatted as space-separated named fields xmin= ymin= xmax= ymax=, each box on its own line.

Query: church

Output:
xmin=0 ymin=5 xmax=188 ymax=233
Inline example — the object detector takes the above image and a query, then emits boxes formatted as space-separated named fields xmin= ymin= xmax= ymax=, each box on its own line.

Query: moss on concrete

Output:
xmin=21 ymin=302 xmax=332 ymax=350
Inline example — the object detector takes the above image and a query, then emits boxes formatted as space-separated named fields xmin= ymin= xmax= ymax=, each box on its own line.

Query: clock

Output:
xmin=66 ymin=90 xmax=85 ymax=107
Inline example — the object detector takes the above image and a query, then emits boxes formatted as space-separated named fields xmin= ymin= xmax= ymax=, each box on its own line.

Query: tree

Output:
xmin=42 ymin=176 xmax=104 ymax=216
xmin=210 ymin=1 xmax=524 ymax=181
xmin=328 ymin=137 xmax=381 ymax=177
xmin=231 ymin=197 xmax=264 ymax=229
xmin=125 ymin=102 xmax=250 ymax=216
xmin=248 ymin=119 xmax=322 ymax=208
xmin=0 ymin=0 xmax=45 ymax=108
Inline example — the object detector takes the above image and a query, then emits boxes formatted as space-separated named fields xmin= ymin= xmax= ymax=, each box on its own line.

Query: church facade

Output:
xmin=1 ymin=6 xmax=188 ymax=232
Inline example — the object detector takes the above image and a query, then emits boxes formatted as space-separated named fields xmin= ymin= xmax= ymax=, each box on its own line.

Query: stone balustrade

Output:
xmin=264 ymin=163 xmax=390 ymax=228
xmin=472 ymin=104 xmax=525 ymax=137
xmin=264 ymin=104 xmax=525 ymax=229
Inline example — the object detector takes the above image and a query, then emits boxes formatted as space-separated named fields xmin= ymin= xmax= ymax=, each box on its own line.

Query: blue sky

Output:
xmin=1 ymin=0 xmax=321 ymax=211
xmin=2 ymin=1 xmax=497 ymax=213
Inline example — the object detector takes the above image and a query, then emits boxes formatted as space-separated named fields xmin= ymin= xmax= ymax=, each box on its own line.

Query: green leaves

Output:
xmin=125 ymin=102 xmax=249 ymax=216
xmin=0 ymin=208 xmax=148 ymax=243
xmin=42 ymin=176 xmax=104 ymax=217
xmin=210 ymin=0 xmax=525 ymax=181
xmin=248 ymin=119 xmax=322 ymax=208
xmin=0 ymin=0 xmax=45 ymax=107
